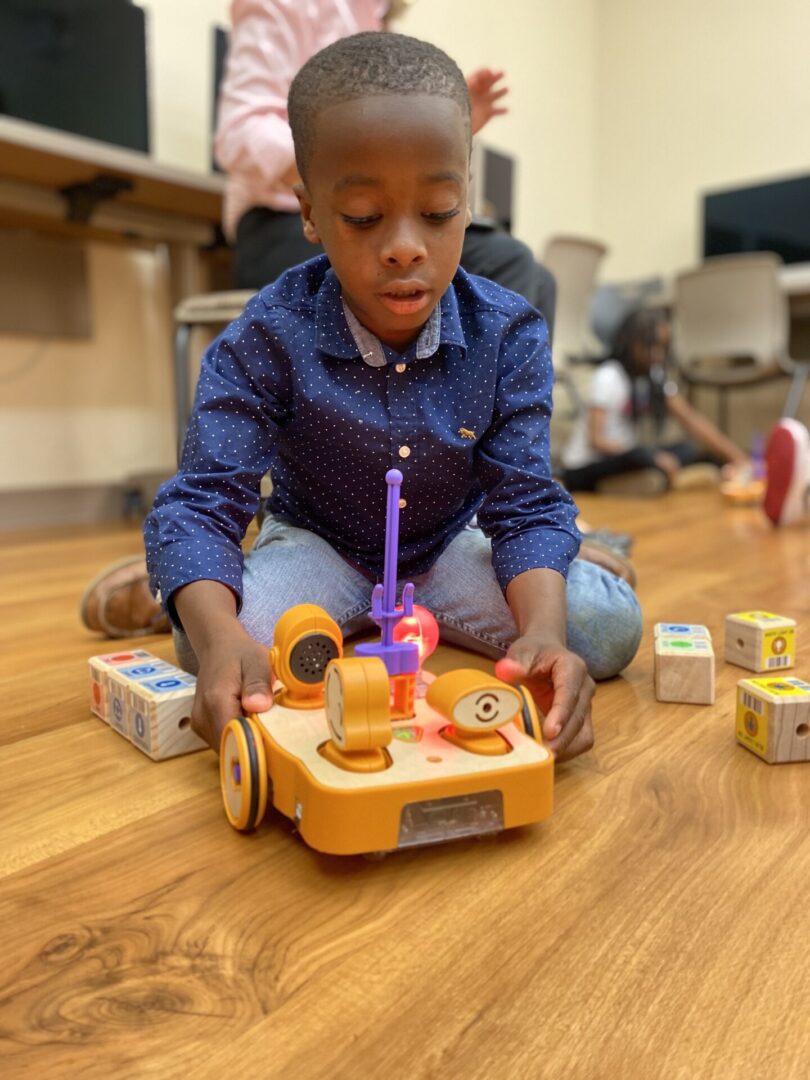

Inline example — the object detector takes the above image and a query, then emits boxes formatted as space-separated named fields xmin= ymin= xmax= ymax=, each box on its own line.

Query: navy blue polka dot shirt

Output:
xmin=144 ymin=256 xmax=581 ymax=616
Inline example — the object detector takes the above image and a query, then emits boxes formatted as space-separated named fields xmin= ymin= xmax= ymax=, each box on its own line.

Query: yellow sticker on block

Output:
xmin=736 ymin=692 xmax=769 ymax=759
xmin=758 ymin=627 xmax=795 ymax=671
xmin=733 ymin=611 xmax=783 ymax=623
xmin=748 ymin=675 xmax=810 ymax=698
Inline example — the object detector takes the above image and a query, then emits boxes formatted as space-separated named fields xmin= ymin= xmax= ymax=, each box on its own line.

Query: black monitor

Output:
xmin=0 ymin=0 xmax=149 ymax=153
xmin=703 ymin=175 xmax=810 ymax=265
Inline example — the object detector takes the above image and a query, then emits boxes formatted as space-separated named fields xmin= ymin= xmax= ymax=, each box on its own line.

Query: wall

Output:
xmin=0 ymin=0 xmax=231 ymax=497
xmin=397 ymin=0 xmax=599 ymax=257
xmin=595 ymin=0 xmax=810 ymax=280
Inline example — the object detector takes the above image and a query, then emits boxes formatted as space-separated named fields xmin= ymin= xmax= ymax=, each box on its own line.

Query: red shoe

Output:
xmin=763 ymin=419 xmax=810 ymax=526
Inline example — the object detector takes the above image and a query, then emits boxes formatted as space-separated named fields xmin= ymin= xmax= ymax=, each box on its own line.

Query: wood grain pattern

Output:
xmin=1 ymin=491 xmax=809 ymax=1079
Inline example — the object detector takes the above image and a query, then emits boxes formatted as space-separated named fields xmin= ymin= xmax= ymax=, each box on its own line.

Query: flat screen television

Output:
xmin=703 ymin=174 xmax=810 ymax=264
xmin=0 ymin=0 xmax=149 ymax=153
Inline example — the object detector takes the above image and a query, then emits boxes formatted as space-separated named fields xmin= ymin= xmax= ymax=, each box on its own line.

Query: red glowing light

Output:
xmin=393 ymin=604 xmax=440 ymax=662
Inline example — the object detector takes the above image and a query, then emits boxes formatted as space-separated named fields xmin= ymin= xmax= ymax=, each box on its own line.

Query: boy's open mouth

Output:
xmin=379 ymin=283 xmax=430 ymax=316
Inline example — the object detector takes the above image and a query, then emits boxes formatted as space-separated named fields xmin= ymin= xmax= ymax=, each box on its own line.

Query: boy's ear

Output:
xmin=294 ymin=184 xmax=321 ymax=245
xmin=465 ymin=203 xmax=473 ymax=227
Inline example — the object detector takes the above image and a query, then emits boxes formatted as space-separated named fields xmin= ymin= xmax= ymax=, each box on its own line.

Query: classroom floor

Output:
xmin=1 ymin=488 xmax=808 ymax=1078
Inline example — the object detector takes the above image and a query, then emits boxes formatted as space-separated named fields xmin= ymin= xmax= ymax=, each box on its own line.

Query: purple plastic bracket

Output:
xmin=355 ymin=469 xmax=419 ymax=676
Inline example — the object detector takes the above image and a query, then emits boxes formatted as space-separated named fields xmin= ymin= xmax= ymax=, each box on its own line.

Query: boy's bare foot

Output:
xmin=80 ymin=556 xmax=170 ymax=638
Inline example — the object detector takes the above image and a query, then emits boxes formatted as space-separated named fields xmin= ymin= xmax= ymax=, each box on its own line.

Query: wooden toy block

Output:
xmin=724 ymin=611 xmax=796 ymax=672
xmin=88 ymin=654 xmax=205 ymax=761
xmin=88 ymin=650 xmax=158 ymax=722
xmin=654 ymin=623 xmax=711 ymax=640
xmin=654 ymin=635 xmax=715 ymax=705
xmin=128 ymin=673 xmax=205 ymax=760
xmin=106 ymin=660 xmax=177 ymax=739
xmin=736 ymin=676 xmax=810 ymax=763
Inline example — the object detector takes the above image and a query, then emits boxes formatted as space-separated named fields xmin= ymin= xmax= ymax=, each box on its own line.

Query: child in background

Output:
xmin=560 ymin=308 xmax=750 ymax=495
xmin=143 ymin=32 xmax=642 ymax=762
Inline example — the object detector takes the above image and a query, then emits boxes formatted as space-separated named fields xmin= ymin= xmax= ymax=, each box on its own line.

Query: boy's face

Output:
xmin=296 ymin=93 xmax=471 ymax=350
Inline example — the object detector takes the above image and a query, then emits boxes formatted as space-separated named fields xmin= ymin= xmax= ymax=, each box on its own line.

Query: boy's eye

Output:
xmin=423 ymin=208 xmax=461 ymax=223
xmin=341 ymin=214 xmax=381 ymax=227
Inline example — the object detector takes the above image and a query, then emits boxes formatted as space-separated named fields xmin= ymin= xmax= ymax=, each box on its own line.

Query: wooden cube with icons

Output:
xmin=88 ymin=649 xmax=158 ymax=723
xmin=105 ymin=659 xmax=177 ymax=740
xmin=127 ymin=673 xmax=204 ymax=761
xmin=736 ymin=676 xmax=810 ymax=764
xmin=654 ymin=634 xmax=715 ymax=705
xmin=653 ymin=623 xmax=711 ymax=640
xmin=724 ymin=611 xmax=796 ymax=673
xmin=88 ymin=654 xmax=205 ymax=761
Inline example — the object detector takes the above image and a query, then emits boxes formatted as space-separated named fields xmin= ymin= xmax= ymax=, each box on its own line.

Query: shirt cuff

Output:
xmin=149 ymin=540 xmax=245 ymax=630
xmin=492 ymin=527 xmax=581 ymax=592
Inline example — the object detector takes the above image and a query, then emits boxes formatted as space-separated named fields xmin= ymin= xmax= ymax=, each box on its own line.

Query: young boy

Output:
xmin=144 ymin=32 xmax=642 ymax=762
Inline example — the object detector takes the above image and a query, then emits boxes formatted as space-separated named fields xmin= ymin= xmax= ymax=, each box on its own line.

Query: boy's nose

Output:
xmin=380 ymin=221 xmax=427 ymax=267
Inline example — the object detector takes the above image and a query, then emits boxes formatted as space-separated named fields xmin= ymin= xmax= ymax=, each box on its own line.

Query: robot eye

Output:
xmin=474 ymin=693 xmax=499 ymax=720
xmin=290 ymin=635 xmax=340 ymax=683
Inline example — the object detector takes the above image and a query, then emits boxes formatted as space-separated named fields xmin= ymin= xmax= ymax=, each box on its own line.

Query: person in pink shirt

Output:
xmin=214 ymin=0 xmax=556 ymax=328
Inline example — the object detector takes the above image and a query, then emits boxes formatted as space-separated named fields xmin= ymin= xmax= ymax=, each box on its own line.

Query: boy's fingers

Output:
xmin=191 ymin=685 xmax=242 ymax=751
xmin=543 ymin=681 xmax=579 ymax=740
xmin=551 ymin=709 xmax=594 ymax=762
xmin=494 ymin=655 xmax=529 ymax=683
xmin=241 ymin=652 xmax=273 ymax=713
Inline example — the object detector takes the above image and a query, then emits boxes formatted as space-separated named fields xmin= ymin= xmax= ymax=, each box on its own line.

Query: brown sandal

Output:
xmin=80 ymin=556 xmax=171 ymax=638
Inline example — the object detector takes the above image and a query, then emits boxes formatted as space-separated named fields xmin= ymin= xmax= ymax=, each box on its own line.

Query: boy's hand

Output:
xmin=191 ymin=635 xmax=274 ymax=751
xmin=495 ymin=636 xmax=595 ymax=761
xmin=466 ymin=68 xmax=509 ymax=134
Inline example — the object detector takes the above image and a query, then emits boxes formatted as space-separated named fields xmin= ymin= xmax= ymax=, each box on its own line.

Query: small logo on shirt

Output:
xmin=458 ymin=427 xmax=476 ymax=440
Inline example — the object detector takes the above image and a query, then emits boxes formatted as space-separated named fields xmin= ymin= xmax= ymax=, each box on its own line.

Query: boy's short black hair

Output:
xmin=288 ymin=32 xmax=471 ymax=180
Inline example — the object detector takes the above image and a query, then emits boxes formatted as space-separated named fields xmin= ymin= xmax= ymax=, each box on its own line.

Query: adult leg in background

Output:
xmin=461 ymin=224 xmax=557 ymax=337
xmin=233 ymin=207 xmax=324 ymax=289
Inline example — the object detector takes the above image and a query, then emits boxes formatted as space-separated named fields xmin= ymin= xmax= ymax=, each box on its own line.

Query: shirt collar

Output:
xmin=315 ymin=266 xmax=467 ymax=364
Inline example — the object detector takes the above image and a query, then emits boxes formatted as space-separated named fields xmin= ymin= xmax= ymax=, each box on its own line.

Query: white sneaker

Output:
xmin=763 ymin=419 xmax=810 ymax=526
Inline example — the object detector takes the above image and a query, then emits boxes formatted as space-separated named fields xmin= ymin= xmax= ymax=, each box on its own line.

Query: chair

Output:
xmin=540 ymin=235 xmax=608 ymax=417
xmin=173 ymin=290 xmax=253 ymax=461
xmin=673 ymin=253 xmax=809 ymax=432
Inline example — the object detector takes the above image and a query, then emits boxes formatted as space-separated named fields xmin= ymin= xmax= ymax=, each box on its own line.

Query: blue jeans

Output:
xmin=174 ymin=514 xmax=642 ymax=681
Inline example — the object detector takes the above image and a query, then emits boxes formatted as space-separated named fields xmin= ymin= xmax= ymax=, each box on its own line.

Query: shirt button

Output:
xmin=395 ymin=363 xmax=406 ymax=373
xmin=398 ymin=445 xmax=411 ymax=459
xmin=399 ymin=498 xmax=407 ymax=509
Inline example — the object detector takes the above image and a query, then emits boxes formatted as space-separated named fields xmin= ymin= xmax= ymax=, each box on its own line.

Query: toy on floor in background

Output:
xmin=88 ymin=650 xmax=205 ymax=760
xmin=653 ymin=623 xmax=715 ymax=705
xmin=724 ymin=611 xmax=796 ymax=673
xmin=219 ymin=469 xmax=553 ymax=855
xmin=720 ymin=434 xmax=766 ymax=506
xmin=736 ymin=675 xmax=810 ymax=764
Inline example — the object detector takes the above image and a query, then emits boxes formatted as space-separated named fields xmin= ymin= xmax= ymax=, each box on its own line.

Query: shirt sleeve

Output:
xmin=143 ymin=295 xmax=290 ymax=626
xmin=474 ymin=308 xmax=582 ymax=591
xmin=587 ymin=361 xmax=628 ymax=411
xmin=213 ymin=0 xmax=306 ymax=186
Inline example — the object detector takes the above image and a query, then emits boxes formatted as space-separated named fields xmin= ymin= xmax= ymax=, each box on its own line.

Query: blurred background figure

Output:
xmin=214 ymin=0 xmax=557 ymax=330
xmin=559 ymin=307 xmax=750 ymax=495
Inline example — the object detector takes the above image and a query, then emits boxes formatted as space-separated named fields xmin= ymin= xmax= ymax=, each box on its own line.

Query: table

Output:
xmin=0 ymin=115 xmax=226 ymax=301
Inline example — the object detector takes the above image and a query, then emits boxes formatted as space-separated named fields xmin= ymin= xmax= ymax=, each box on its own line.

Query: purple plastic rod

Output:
xmin=355 ymin=469 xmax=418 ymax=675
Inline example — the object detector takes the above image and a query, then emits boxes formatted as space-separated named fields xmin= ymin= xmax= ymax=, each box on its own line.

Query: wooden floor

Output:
xmin=0 ymin=490 xmax=808 ymax=1079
